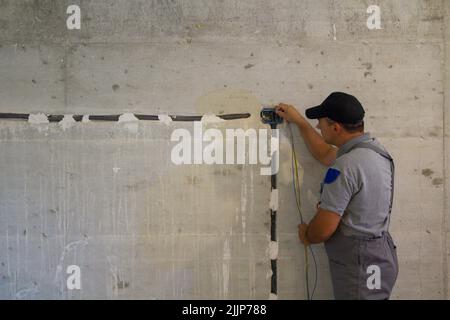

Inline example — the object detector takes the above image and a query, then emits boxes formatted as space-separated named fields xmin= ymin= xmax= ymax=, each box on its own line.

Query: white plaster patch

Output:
xmin=28 ymin=113 xmax=49 ymax=133
xmin=201 ymin=114 xmax=225 ymax=124
xmin=270 ymin=136 xmax=279 ymax=150
xmin=82 ymin=115 xmax=90 ymax=123
xmin=269 ymin=241 xmax=278 ymax=260
xmin=59 ymin=115 xmax=76 ymax=131
xmin=28 ymin=113 xmax=49 ymax=124
xmin=113 ymin=167 xmax=120 ymax=174
xmin=158 ymin=114 xmax=173 ymax=125
xmin=269 ymin=293 xmax=278 ymax=300
xmin=118 ymin=113 xmax=139 ymax=133
xmin=269 ymin=189 xmax=278 ymax=211
xmin=266 ymin=269 xmax=273 ymax=279
xmin=118 ymin=112 xmax=139 ymax=123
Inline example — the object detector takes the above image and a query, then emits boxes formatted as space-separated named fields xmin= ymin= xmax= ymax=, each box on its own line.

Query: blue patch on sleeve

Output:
xmin=324 ymin=168 xmax=341 ymax=184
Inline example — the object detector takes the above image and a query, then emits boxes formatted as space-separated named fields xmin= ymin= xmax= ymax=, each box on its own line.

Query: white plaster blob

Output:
xmin=28 ymin=113 xmax=49 ymax=124
xmin=269 ymin=241 xmax=278 ymax=260
xmin=269 ymin=189 xmax=278 ymax=211
xmin=113 ymin=167 xmax=120 ymax=174
xmin=82 ymin=115 xmax=90 ymax=123
xmin=59 ymin=115 xmax=76 ymax=131
xmin=158 ymin=114 xmax=173 ymax=125
xmin=269 ymin=293 xmax=278 ymax=300
xmin=201 ymin=114 xmax=225 ymax=124
xmin=266 ymin=269 xmax=273 ymax=279
xmin=118 ymin=113 xmax=139 ymax=133
xmin=28 ymin=113 xmax=49 ymax=133
xmin=270 ymin=136 xmax=279 ymax=152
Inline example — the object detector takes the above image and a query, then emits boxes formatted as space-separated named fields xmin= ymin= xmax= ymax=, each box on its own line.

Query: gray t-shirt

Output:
xmin=319 ymin=133 xmax=393 ymax=237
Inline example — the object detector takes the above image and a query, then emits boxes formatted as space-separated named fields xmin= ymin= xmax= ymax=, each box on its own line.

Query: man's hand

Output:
xmin=275 ymin=103 xmax=304 ymax=124
xmin=298 ymin=223 xmax=310 ymax=246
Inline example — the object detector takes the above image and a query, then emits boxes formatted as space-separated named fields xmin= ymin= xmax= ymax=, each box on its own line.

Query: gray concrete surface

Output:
xmin=0 ymin=0 xmax=448 ymax=299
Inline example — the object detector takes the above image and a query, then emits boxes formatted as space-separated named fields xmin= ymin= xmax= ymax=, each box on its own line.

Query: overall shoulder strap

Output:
xmin=346 ymin=141 xmax=395 ymax=216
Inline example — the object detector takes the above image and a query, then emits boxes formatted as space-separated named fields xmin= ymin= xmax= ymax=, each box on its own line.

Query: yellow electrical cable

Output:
xmin=290 ymin=127 xmax=311 ymax=300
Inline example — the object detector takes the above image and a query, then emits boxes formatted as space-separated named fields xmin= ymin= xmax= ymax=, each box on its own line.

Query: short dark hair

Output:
xmin=326 ymin=118 xmax=364 ymax=133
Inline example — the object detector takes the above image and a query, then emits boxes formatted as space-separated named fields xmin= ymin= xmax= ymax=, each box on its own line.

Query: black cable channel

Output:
xmin=0 ymin=112 xmax=251 ymax=122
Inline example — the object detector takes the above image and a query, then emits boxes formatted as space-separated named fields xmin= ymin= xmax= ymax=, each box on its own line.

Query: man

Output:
xmin=275 ymin=92 xmax=398 ymax=300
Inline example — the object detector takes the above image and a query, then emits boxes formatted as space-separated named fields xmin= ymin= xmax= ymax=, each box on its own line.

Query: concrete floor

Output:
xmin=0 ymin=0 xmax=449 ymax=299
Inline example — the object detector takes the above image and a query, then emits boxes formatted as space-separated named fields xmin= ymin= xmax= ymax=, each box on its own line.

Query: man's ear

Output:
xmin=333 ymin=122 xmax=341 ymax=133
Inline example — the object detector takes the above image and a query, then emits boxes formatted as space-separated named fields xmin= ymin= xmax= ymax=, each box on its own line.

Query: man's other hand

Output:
xmin=275 ymin=103 xmax=304 ymax=124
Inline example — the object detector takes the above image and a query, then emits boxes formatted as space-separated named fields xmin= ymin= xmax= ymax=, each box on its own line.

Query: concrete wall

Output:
xmin=0 ymin=0 xmax=448 ymax=299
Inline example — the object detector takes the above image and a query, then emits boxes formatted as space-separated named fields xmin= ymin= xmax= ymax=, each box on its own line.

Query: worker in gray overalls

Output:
xmin=276 ymin=92 xmax=399 ymax=300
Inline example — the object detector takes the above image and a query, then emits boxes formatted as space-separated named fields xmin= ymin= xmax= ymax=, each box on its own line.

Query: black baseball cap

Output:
xmin=305 ymin=92 xmax=365 ymax=124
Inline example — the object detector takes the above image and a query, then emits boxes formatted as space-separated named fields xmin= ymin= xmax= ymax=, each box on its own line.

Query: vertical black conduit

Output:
xmin=270 ymin=172 xmax=277 ymax=296
xmin=270 ymin=123 xmax=277 ymax=298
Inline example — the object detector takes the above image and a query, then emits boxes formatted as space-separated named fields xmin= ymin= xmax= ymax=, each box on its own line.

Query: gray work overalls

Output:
xmin=324 ymin=141 xmax=399 ymax=300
